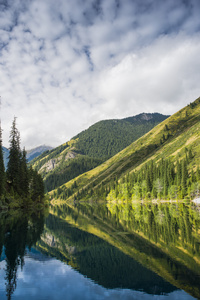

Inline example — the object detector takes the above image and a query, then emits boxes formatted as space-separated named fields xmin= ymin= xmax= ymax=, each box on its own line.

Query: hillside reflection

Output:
xmin=38 ymin=200 xmax=200 ymax=298
xmin=1 ymin=201 xmax=199 ymax=299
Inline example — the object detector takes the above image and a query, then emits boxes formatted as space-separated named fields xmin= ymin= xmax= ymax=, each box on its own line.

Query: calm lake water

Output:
xmin=0 ymin=200 xmax=200 ymax=299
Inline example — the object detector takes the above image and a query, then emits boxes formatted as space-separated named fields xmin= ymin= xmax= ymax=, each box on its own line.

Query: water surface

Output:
xmin=0 ymin=200 xmax=200 ymax=299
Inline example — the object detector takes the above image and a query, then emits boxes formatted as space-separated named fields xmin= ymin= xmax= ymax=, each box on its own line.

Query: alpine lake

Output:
xmin=0 ymin=199 xmax=200 ymax=300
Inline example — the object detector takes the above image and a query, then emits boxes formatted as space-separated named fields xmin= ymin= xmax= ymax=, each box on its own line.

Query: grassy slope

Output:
xmin=32 ymin=113 xmax=168 ymax=191
xmin=50 ymin=97 xmax=200 ymax=199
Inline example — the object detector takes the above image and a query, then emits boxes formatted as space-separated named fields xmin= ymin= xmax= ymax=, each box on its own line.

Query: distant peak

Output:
xmin=139 ymin=113 xmax=153 ymax=121
xmin=123 ymin=112 xmax=169 ymax=124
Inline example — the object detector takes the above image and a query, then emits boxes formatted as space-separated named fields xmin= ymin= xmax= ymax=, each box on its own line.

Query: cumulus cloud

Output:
xmin=98 ymin=33 xmax=200 ymax=117
xmin=0 ymin=0 xmax=200 ymax=148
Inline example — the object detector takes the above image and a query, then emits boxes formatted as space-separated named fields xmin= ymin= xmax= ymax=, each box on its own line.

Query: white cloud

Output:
xmin=96 ymin=33 xmax=200 ymax=119
xmin=0 ymin=0 xmax=200 ymax=148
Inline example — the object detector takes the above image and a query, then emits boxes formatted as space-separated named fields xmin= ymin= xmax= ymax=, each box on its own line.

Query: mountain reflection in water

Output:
xmin=0 ymin=200 xmax=200 ymax=299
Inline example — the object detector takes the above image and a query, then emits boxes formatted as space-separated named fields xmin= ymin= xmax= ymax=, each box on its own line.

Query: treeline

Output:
xmin=52 ymin=147 xmax=200 ymax=202
xmin=0 ymin=118 xmax=45 ymax=209
xmin=74 ymin=115 xmax=168 ymax=160
xmin=107 ymin=149 xmax=200 ymax=201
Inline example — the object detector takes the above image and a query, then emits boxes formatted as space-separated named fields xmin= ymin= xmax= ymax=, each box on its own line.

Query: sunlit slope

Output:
xmin=31 ymin=113 xmax=168 ymax=192
xmin=50 ymin=97 xmax=200 ymax=200
xmin=31 ymin=139 xmax=102 ymax=192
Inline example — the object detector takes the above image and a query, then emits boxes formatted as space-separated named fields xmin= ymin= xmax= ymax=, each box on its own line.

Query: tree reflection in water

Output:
xmin=47 ymin=200 xmax=200 ymax=299
xmin=0 ymin=211 xmax=45 ymax=300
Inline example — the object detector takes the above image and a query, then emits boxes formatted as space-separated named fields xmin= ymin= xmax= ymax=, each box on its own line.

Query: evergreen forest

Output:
xmin=106 ymin=153 xmax=200 ymax=201
xmin=31 ymin=113 xmax=168 ymax=192
xmin=73 ymin=113 xmax=169 ymax=159
xmin=53 ymin=152 xmax=200 ymax=201
xmin=0 ymin=118 xmax=45 ymax=210
xmin=50 ymin=97 xmax=200 ymax=202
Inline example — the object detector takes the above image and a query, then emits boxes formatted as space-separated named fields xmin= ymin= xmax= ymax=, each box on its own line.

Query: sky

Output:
xmin=1 ymin=0 xmax=200 ymax=149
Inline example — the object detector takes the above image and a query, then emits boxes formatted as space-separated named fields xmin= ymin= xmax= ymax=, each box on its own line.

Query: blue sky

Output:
xmin=1 ymin=0 xmax=200 ymax=148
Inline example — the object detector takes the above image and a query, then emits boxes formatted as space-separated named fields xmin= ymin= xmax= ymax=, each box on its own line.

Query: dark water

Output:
xmin=0 ymin=200 xmax=200 ymax=299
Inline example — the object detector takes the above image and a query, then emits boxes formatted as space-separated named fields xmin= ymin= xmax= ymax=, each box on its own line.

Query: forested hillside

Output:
xmin=50 ymin=97 xmax=200 ymax=201
xmin=32 ymin=113 xmax=168 ymax=192
xmin=73 ymin=113 xmax=168 ymax=159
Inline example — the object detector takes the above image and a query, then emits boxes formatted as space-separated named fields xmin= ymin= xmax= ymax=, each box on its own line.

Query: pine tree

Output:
xmin=176 ymin=159 xmax=182 ymax=187
xmin=146 ymin=171 xmax=152 ymax=194
xmin=20 ymin=148 xmax=29 ymax=196
xmin=0 ymin=123 xmax=5 ymax=198
xmin=181 ymin=159 xmax=188 ymax=198
xmin=163 ymin=161 xmax=169 ymax=198
xmin=0 ymin=118 xmax=45 ymax=204
xmin=29 ymin=167 xmax=45 ymax=201
xmin=6 ymin=117 xmax=21 ymax=195
xmin=196 ymin=166 xmax=200 ymax=182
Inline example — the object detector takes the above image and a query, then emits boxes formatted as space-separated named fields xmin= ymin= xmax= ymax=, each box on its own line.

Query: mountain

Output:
xmin=73 ymin=113 xmax=169 ymax=159
xmin=50 ymin=97 xmax=200 ymax=201
xmin=2 ymin=146 xmax=9 ymax=169
xmin=26 ymin=145 xmax=53 ymax=162
xmin=31 ymin=113 xmax=169 ymax=192
xmin=2 ymin=145 xmax=53 ymax=169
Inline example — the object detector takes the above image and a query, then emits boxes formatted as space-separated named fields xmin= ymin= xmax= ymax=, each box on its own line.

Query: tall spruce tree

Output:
xmin=20 ymin=148 xmax=29 ymax=196
xmin=0 ymin=117 xmax=45 ymax=204
xmin=181 ymin=159 xmax=188 ymax=198
xmin=6 ymin=117 xmax=22 ymax=195
xmin=0 ymin=122 xmax=5 ymax=198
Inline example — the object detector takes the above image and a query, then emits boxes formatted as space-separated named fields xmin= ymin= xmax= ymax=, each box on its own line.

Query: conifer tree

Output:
xmin=146 ymin=170 xmax=151 ymax=193
xmin=20 ymin=148 xmax=29 ymax=196
xmin=6 ymin=117 xmax=21 ymax=194
xmin=0 ymin=123 xmax=5 ymax=198
xmin=181 ymin=159 xmax=188 ymax=198
xmin=0 ymin=118 xmax=45 ymax=204
xmin=29 ymin=166 xmax=45 ymax=201
xmin=196 ymin=166 xmax=200 ymax=182
xmin=176 ymin=160 xmax=182 ymax=187
xmin=163 ymin=161 xmax=169 ymax=198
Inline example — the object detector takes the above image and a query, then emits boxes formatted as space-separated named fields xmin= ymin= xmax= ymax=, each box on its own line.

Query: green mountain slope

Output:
xmin=32 ymin=113 xmax=168 ymax=192
xmin=50 ymin=97 xmax=200 ymax=201
xmin=73 ymin=113 xmax=168 ymax=159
